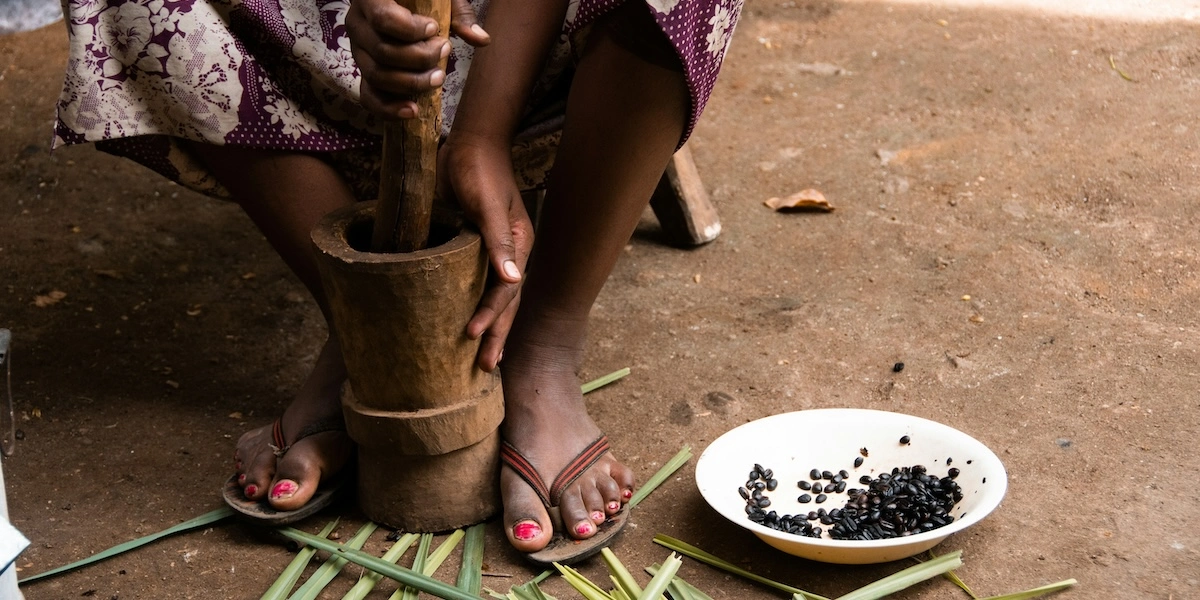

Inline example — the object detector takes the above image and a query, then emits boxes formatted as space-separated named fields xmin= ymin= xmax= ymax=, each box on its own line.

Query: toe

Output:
xmin=580 ymin=485 xmax=607 ymax=524
xmin=558 ymin=490 xmax=596 ymax=540
xmin=595 ymin=476 xmax=622 ymax=514
xmin=501 ymin=467 xmax=553 ymax=552
xmin=268 ymin=431 xmax=346 ymax=511
xmin=242 ymin=446 xmax=276 ymax=501
xmin=612 ymin=461 xmax=636 ymax=502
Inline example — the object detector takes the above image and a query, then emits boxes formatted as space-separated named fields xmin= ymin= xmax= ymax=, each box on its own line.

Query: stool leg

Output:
xmin=649 ymin=143 xmax=721 ymax=246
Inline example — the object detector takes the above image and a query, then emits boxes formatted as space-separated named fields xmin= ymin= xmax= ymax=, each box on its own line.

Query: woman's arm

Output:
xmin=449 ymin=0 xmax=568 ymax=145
xmin=441 ymin=0 xmax=570 ymax=370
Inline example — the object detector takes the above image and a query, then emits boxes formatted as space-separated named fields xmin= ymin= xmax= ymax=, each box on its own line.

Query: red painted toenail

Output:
xmin=513 ymin=521 xmax=541 ymax=541
xmin=270 ymin=480 xmax=297 ymax=499
xmin=622 ymin=489 xmax=633 ymax=500
xmin=591 ymin=511 xmax=605 ymax=522
xmin=238 ymin=474 xmax=246 ymax=484
xmin=244 ymin=485 xmax=258 ymax=497
xmin=575 ymin=522 xmax=595 ymax=536
xmin=607 ymin=501 xmax=620 ymax=512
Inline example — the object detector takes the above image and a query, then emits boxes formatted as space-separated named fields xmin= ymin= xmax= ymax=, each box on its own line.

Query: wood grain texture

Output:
xmin=372 ymin=0 xmax=452 ymax=253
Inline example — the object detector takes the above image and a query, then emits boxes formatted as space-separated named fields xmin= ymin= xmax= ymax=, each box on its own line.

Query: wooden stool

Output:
xmin=649 ymin=143 xmax=721 ymax=247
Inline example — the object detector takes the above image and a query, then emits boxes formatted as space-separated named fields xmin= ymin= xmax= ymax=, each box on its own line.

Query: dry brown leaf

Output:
xmin=34 ymin=290 xmax=67 ymax=307
xmin=764 ymin=189 xmax=835 ymax=212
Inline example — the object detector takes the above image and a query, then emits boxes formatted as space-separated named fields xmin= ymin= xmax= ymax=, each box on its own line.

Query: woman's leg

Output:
xmin=188 ymin=144 xmax=356 ymax=511
xmin=499 ymin=3 xmax=690 ymax=551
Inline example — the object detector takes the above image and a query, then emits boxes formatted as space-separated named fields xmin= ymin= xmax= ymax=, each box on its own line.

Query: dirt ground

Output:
xmin=3 ymin=0 xmax=1200 ymax=598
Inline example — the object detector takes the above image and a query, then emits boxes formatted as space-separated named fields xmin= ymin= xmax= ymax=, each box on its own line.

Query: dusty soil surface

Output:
xmin=4 ymin=1 xmax=1199 ymax=598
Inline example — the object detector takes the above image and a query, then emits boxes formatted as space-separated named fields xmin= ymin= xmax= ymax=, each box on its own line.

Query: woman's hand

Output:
xmin=438 ymin=133 xmax=535 ymax=371
xmin=347 ymin=0 xmax=490 ymax=119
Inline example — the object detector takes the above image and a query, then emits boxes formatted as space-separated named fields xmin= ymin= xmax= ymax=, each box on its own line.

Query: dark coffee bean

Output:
xmin=798 ymin=480 xmax=811 ymax=490
xmin=754 ymin=463 xmax=765 ymax=474
xmin=836 ymin=481 xmax=847 ymax=493
xmin=758 ymin=497 xmax=771 ymax=508
xmin=797 ymin=494 xmax=812 ymax=503
xmin=749 ymin=470 xmax=760 ymax=480
xmin=854 ymin=456 xmax=864 ymax=468
xmin=821 ymin=470 xmax=834 ymax=480
xmin=754 ymin=481 xmax=766 ymax=490
xmin=839 ymin=470 xmax=850 ymax=479
xmin=815 ymin=494 xmax=828 ymax=503
xmin=822 ymin=483 xmax=836 ymax=493
xmin=893 ymin=362 xmax=905 ymax=372
xmin=831 ymin=474 xmax=844 ymax=484
xmin=810 ymin=469 xmax=822 ymax=480
xmin=859 ymin=475 xmax=871 ymax=484
xmin=948 ymin=468 xmax=960 ymax=479
xmin=767 ymin=479 xmax=778 ymax=491
xmin=899 ymin=435 xmax=911 ymax=445
xmin=763 ymin=468 xmax=774 ymax=480
xmin=738 ymin=487 xmax=750 ymax=499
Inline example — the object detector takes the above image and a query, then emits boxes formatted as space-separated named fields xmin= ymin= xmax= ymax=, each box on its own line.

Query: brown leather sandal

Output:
xmin=501 ymin=435 xmax=630 ymax=565
xmin=222 ymin=417 xmax=350 ymax=525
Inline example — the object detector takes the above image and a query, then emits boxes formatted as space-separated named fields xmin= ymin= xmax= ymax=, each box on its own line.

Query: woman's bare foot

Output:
xmin=498 ymin=316 xmax=636 ymax=552
xmin=233 ymin=337 xmax=354 ymax=511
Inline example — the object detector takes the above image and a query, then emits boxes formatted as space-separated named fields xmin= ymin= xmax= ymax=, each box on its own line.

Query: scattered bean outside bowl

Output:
xmin=695 ymin=408 xmax=1008 ymax=564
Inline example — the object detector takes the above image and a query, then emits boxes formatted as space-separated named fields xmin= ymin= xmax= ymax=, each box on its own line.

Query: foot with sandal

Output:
xmin=223 ymin=338 xmax=355 ymax=525
xmin=55 ymin=0 xmax=741 ymax=564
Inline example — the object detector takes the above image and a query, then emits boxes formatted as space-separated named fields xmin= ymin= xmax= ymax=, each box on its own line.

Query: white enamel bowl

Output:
xmin=695 ymin=409 xmax=1008 ymax=564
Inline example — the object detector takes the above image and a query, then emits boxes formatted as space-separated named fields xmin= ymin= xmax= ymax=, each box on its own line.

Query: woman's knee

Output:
xmin=594 ymin=2 xmax=683 ymax=73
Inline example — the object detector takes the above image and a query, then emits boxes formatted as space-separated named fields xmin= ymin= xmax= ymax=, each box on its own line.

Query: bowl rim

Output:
xmin=695 ymin=408 xmax=1009 ymax=550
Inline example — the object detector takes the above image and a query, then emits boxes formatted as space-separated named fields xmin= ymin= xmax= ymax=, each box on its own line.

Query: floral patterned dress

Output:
xmin=53 ymin=0 xmax=744 ymax=199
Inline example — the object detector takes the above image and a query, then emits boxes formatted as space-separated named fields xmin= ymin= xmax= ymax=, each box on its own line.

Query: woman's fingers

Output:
xmin=466 ymin=193 xmax=530 ymax=328
xmin=348 ymin=0 xmax=453 ymax=118
xmin=475 ymin=290 xmax=519 ymax=371
xmin=449 ymin=0 xmax=491 ymax=47
xmin=353 ymin=0 xmax=438 ymax=43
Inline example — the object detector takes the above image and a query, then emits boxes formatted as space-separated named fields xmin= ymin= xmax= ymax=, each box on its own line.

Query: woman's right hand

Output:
xmin=347 ymin=0 xmax=490 ymax=120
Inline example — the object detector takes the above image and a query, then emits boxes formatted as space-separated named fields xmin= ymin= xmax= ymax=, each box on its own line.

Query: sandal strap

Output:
xmin=500 ymin=436 xmax=611 ymax=508
xmin=270 ymin=417 xmax=346 ymax=458
xmin=549 ymin=436 xmax=610 ymax=504
xmin=501 ymin=443 xmax=553 ymax=507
